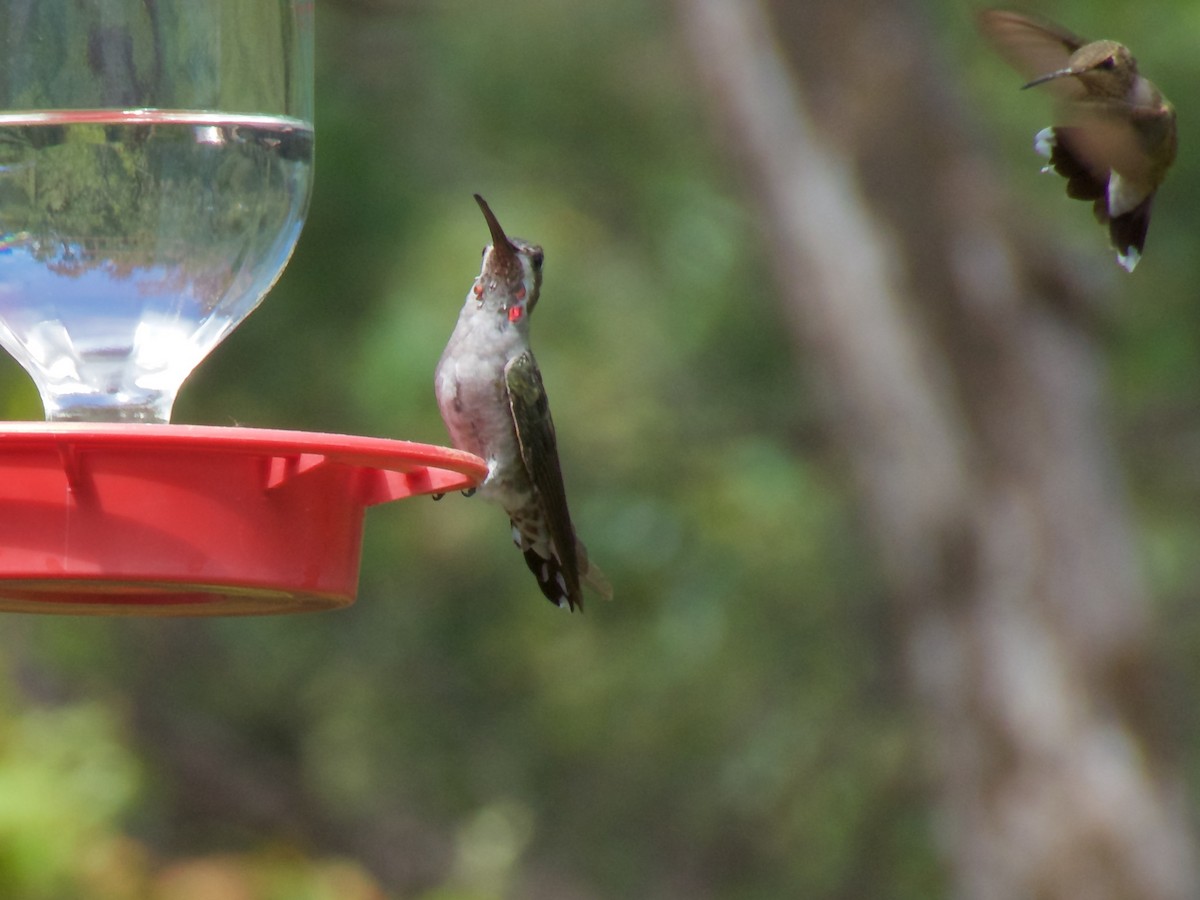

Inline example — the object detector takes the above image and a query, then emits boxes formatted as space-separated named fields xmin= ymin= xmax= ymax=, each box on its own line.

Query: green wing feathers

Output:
xmin=505 ymin=352 xmax=585 ymax=608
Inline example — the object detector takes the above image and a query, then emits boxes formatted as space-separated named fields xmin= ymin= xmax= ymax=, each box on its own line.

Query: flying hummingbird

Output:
xmin=978 ymin=9 xmax=1176 ymax=272
xmin=434 ymin=195 xmax=611 ymax=612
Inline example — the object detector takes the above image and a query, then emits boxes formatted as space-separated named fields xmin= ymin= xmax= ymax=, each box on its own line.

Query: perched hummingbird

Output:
xmin=979 ymin=9 xmax=1176 ymax=272
xmin=435 ymin=195 xmax=611 ymax=612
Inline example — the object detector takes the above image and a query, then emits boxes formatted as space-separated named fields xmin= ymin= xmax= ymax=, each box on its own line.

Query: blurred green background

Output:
xmin=0 ymin=1 xmax=1197 ymax=897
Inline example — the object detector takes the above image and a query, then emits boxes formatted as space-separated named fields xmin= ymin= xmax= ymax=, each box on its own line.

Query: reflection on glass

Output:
xmin=0 ymin=111 xmax=312 ymax=421
xmin=0 ymin=2 xmax=314 ymax=422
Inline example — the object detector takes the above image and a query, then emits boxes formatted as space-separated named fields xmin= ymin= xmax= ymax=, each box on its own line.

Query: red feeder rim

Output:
xmin=0 ymin=423 xmax=486 ymax=616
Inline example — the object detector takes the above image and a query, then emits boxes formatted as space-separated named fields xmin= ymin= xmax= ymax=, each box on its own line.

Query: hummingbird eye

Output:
xmin=530 ymin=250 xmax=544 ymax=272
xmin=1097 ymin=55 xmax=1116 ymax=69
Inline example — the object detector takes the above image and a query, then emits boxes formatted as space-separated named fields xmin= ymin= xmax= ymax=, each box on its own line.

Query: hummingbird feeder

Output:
xmin=0 ymin=424 xmax=484 ymax=615
xmin=0 ymin=2 xmax=486 ymax=615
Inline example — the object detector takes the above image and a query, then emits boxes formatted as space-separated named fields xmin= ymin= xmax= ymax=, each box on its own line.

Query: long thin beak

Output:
xmin=474 ymin=194 xmax=517 ymax=265
xmin=1022 ymin=67 xmax=1075 ymax=89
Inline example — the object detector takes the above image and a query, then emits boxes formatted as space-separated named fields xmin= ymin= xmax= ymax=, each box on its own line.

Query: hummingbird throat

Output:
xmin=472 ymin=269 xmax=528 ymax=322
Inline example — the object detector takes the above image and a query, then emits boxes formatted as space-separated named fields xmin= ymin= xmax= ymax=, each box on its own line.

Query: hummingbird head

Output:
xmin=472 ymin=194 xmax=544 ymax=325
xmin=1023 ymin=40 xmax=1138 ymax=97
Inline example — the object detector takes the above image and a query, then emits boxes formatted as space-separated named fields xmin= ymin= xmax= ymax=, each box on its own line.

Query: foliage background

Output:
xmin=0 ymin=1 xmax=1197 ymax=897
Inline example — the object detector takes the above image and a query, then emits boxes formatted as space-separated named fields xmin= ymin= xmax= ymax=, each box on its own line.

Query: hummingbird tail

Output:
xmin=1107 ymin=196 xmax=1151 ymax=273
xmin=510 ymin=514 xmax=585 ymax=611
xmin=515 ymin=532 xmax=611 ymax=612
xmin=521 ymin=543 xmax=584 ymax=612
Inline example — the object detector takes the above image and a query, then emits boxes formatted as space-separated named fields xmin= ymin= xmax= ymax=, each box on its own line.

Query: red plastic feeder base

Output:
xmin=0 ymin=424 xmax=486 ymax=616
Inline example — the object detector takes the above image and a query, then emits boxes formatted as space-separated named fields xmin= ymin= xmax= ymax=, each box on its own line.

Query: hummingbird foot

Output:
xmin=430 ymin=488 xmax=477 ymax=501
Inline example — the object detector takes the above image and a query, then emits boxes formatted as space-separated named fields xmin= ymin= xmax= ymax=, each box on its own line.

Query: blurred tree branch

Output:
xmin=676 ymin=0 xmax=1199 ymax=897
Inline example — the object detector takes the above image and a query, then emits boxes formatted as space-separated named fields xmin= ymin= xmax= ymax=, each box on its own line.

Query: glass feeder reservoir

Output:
xmin=0 ymin=1 xmax=484 ymax=614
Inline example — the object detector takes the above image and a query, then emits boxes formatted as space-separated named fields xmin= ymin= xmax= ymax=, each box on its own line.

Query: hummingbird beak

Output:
xmin=474 ymin=194 xmax=518 ymax=268
xmin=1022 ymin=67 xmax=1077 ymax=89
